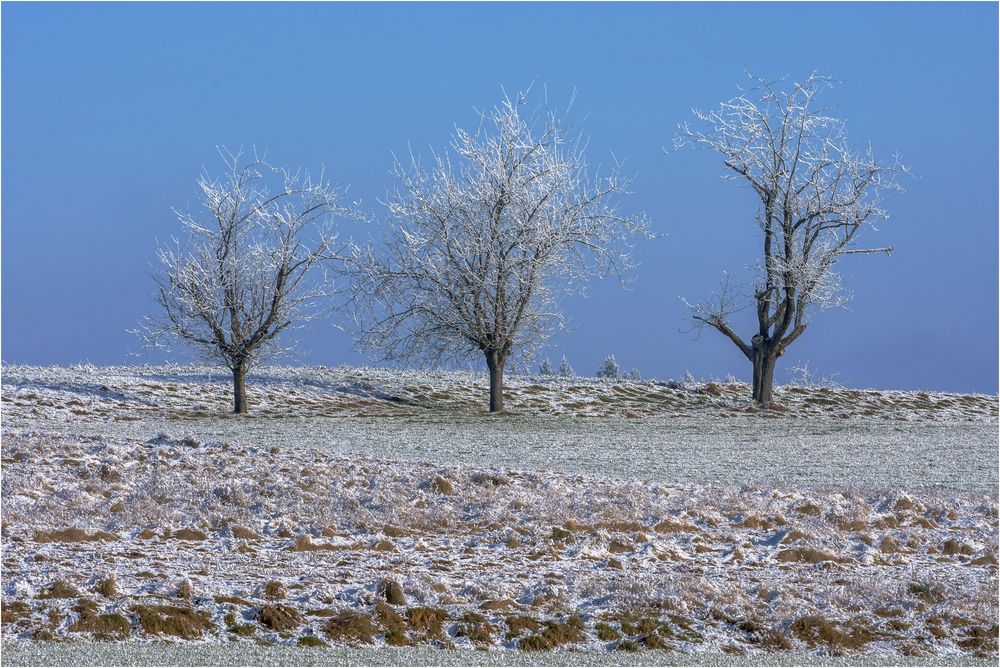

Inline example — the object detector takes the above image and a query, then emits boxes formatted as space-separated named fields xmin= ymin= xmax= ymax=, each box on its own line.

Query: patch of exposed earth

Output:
xmin=1 ymin=432 xmax=997 ymax=658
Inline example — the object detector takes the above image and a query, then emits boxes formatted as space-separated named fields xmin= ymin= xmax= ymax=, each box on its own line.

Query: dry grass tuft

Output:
xmin=95 ymin=575 xmax=119 ymax=599
xmin=550 ymin=526 xmax=575 ymax=543
xmin=608 ymin=539 xmax=633 ymax=554
xmin=429 ymin=475 xmax=454 ymax=495
xmin=701 ymin=382 xmax=723 ymax=397
xmin=374 ymin=600 xmax=409 ymax=646
xmin=1 ymin=600 xmax=32 ymax=625
xmin=230 ymin=525 xmax=261 ymax=540
xmin=794 ymin=502 xmax=823 ymax=517
xmin=775 ymin=547 xmax=844 ymax=564
xmin=34 ymin=528 xmax=118 ymax=543
xmin=298 ymin=635 xmax=327 ymax=647
xmin=406 ymin=606 xmax=447 ymax=638
xmin=790 ymin=615 xmax=873 ymax=652
xmin=263 ymin=580 xmax=287 ymax=600
xmin=176 ymin=578 xmax=194 ymax=599
xmin=290 ymin=534 xmax=337 ymax=551
xmin=324 ymin=610 xmax=377 ymax=645
xmin=519 ymin=634 xmax=553 ymax=651
xmin=256 ymin=603 xmax=302 ymax=631
xmin=165 ymin=528 xmax=208 ymax=541
xmin=134 ymin=604 xmax=214 ymax=639
xmin=456 ymin=611 xmax=494 ymax=646
xmin=941 ymin=539 xmax=975 ymax=556
xmin=68 ymin=600 xmax=130 ymax=639
xmin=538 ymin=616 xmax=587 ymax=647
xmin=506 ymin=614 xmax=541 ymax=639
xmin=377 ymin=578 xmax=406 ymax=606
xmin=382 ymin=524 xmax=412 ymax=538
xmin=653 ymin=518 xmax=699 ymax=533
xmin=39 ymin=579 xmax=81 ymax=599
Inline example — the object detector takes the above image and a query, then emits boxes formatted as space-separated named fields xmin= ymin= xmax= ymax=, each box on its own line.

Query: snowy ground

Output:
xmin=1 ymin=365 xmax=997 ymax=662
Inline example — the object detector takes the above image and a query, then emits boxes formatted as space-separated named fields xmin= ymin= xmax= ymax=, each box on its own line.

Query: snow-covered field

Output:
xmin=1 ymin=365 xmax=997 ymax=663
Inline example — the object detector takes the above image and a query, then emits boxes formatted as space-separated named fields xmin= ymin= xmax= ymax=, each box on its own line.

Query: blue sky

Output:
xmin=3 ymin=2 xmax=997 ymax=393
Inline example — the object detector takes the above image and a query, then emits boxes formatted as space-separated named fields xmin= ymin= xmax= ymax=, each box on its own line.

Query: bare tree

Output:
xmin=349 ymin=89 xmax=648 ymax=412
xmin=675 ymin=74 xmax=906 ymax=405
xmin=136 ymin=148 xmax=354 ymax=414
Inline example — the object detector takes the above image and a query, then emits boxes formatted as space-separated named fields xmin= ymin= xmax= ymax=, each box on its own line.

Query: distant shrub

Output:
xmin=595 ymin=354 xmax=620 ymax=379
xmin=558 ymin=356 xmax=574 ymax=377
xmin=538 ymin=358 xmax=553 ymax=375
xmin=626 ymin=368 xmax=641 ymax=382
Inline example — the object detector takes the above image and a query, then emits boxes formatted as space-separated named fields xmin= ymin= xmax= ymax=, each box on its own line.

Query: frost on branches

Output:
xmin=135 ymin=148 xmax=357 ymax=414
xmin=675 ymin=74 xmax=906 ymax=405
xmin=595 ymin=354 xmax=620 ymax=379
xmin=348 ymin=88 xmax=649 ymax=412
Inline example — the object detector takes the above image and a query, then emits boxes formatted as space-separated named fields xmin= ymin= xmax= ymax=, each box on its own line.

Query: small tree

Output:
xmin=626 ymin=368 xmax=641 ymax=382
xmin=675 ymin=74 xmax=905 ymax=404
xmin=137 ymin=148 xmax=353 ymax=414
xmin=538 ymin=358 xmax=554 ymax=376
xmin=558 ymin=355 xmax=575 ymax=378
xmin=595 ymin=354 xmax=620 ymax=379
xmin=349 ymin=89 xmax=647 ymax=412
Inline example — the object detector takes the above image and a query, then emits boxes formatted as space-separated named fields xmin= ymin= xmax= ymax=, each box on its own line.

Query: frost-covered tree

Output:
xmin=626 ymin=368 xmax=641 ymax=382
xmin=136 ymin=148 xmax=354 ymax=414
xmin=595 ymin=354 xmax=620 ymax=379
xmin=558 ymin=355 xmax=575 ymax=378
xmin=538 ymin=358 xmax=554 ymax=376
xmin=349 ymin=89 xmax=648 ymax=412
xmin=675 ymin=74 xmax=905 ymax=405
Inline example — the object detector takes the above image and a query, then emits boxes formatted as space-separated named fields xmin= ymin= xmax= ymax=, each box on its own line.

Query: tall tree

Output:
xmin=137 ymin=148 xmax=354 ymax=414
xmin=675 ymin=74 xmax=906 ymax=405
xmin=349 ymin=89 xmax=648 ymax=412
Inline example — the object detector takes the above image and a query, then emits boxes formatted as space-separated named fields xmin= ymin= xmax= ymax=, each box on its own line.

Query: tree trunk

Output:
xmin=485 ymin=352 xmax=506 ymax=413
xmin=751 ymin=348 xmax=778 ymax=405
xmin=232 ymin=361 xmax=248 ymax=415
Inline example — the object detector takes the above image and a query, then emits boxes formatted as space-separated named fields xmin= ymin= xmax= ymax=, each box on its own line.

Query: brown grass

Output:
xmin=263 ymin=580 xmax=287 ymax=600
xmin=506 ymin=614 xmax=541 ymax=639
xmin=224 ymin=612 xmax=256 ymax=637
xmin=290 ymin=535 xmax=338 ymax=551
xmin=653 ymin=518 xmax=699 ymax=533
xmin=298 ymin=635 xmax=327 ymax=647
xmin=790 ymin=615 xmax=874 ymax=652
xmin=537 ymin=616 xmax=586 ymax=647
xmin=406 ymin=606 xmax=447 ymax=638
xmin=34 ymin=528 xmax=118 ymax=543
xmin=1 ymin=600 xmax=32 ymax=625
xmin=214 ymin=594 xmax=254 ymax=607
xmin=176 ymin=578 xmax=194 ymax=599
xmin=701 ymin=382 xmax=723 ymax=397
xmin=230 ymin=525 xmax=261 ymax=540
xmin=429 ymin=475 xmax=454 ymax=495
xmin=941 ymin=539 xmax=975 ymax=556
xmin=68 ymin=600 xmax=130 ymax=639
xmin=383 ymin=524 xmax=412 ymax=538
xmin=377 ymin=578 xmax=406 ymax=606
xmin=519 ymin=634 xmax=553 ymax=651
xmin=39 ymin=579 xmax=81 ymax=599
xmin=256 ymin=603 xmax=302 ymax=631
xmin=455 ymin=611 xmax=494 ymax=646
xmin=165 ymin=528 xmax=208 ymax=541
xmin=134 ymin=604 xmax=214 ymax=639
xmin=776 ymin=547 xmax=845 ymax=564
xmin=596 ymin=621 xmax=622 ymax=641
xmin=608 ymin=539 xmax=633 ymax=554
xmin=324 ymin=610 xmax=377 ymax=644
xmin=95 ymin=575 xmax=119 ymax=598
